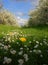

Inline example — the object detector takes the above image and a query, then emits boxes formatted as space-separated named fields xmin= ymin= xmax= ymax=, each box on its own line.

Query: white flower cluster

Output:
xmin=18 ymin=51 xmax=23 ymax=55
xmin=23 ymin=54 xmax=29 ymax=62
xmin=10 ymin=49 xmax=16 ymax=54
xmin=18 ymin=59 xmax=24 ymax=65
xmin=33 ymin=49 xmax=42 ymax=54
xmin=3 ymin=57 xmax=12 ymax=64
xmin=0 ymin=31 xmax=48 ymax=65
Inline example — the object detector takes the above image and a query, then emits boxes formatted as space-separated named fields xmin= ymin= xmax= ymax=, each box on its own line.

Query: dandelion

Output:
xmin=44 ymin=41 xmax=47 ymax=45
xmin=33 ymin=49 xmax=41 ymax=54
xmin=20 ymin=32 xmax=22 ymax=34
xmin=19 ymin=37 xmax=26 ymax=42
xmin=18 ymin=51 xmax=23 ymax=55
xmin=37 ymin=50 xmax=42 ymax=53
xmin=8 ymin=37 xmax=11 ymax=41
xmin=10 ymin=49 xmax=16 ymax=55
xmin=20 ymin=47 xmax=23 ymax=50
xmin=8 ymin=45 xmax=11 ymax=48
xmin=5 ymin=39 xmax=7 ymax=42
xmin=24 ymin=45 xmax=27 ymax=47
xmin=27 ymin=47 xmax=29 ymax=50
xmin=40 ymin=54 xmax=43 ymax=58
xmin=34 ymin=44 xmax=38 ymax=48
xmin=0 ymin=43 xmax=4 ymax=47
xmin=36 ymin=41 xmax=39 ymax=44
xmin=16 ymin=42 xmax=19 ymax=44
xmin=3 ymin=37 xmax=6 ymax=39
xmin=33 ymin=39 xmax=36 ymax=42
xmin=18 ymin=59 xmax=24 ymax=65
xmin=12 ymin=40 xmax=15 ymax=42
xmin=29 ymin=50 xmax=32 ymax=53
xmin=33 ymin=49 xmax=36 ymax=53
xmin=23 ymin=54 xmax=29 ymax=62
xmin=4 ymin=45 xmax=9 ymax=50
xmin=40 ymin=43 xmax=42 ymax=46
xmin=6 ymin=34 xmax=9 ymax=36
xmin=3 ymin=57 xmax=12 ymax=64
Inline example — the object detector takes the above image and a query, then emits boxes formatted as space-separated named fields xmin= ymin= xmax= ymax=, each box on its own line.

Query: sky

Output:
xmin=0 ymin=0 xmax=39 ymax=25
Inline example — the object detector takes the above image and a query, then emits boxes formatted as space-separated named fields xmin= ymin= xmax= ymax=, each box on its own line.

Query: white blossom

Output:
xmin=8 ymin=45 xmax=11 ymax=48
xmin=34 ymin=44 xmax=38 ymax=48
xmin=4 ymin=45 xmax=9 ymax=50
xmin=33 ymin=49 xmax=41 ymax=54
xmin=24 ymin=45 xmax=27 ymax=47
xmin=23 ymin=54 xmax=29 ymax=62
xmin=12 ymin=40 xmax=15 ymax=42
xmin=29 ymin=41 xmax=32 ymax=44
xmin=36 ymin=41 xmax=39 ymax=44
xmin=29 ymin=50 xmax=32 ymax=53
xmin=40 ymin=43 xmax=43 ymax=46
xmin=0 ymin=43 xmax=4 ymax=47
xmin=20 ymin=47 xmax=23 ymax=50
xmin=27 ymin=48 xmax=29 ymax=50
xmin=10 ymin=50 xmax=16 ymax=54
xmin=40 ymin=54 xmax=43 ymax=58
xmin=16 ymin=42 xmax=19 ymax=44
xmin=18 ymin=51 xmax=23 ymax=55
xmin=3 ymin=57 xmax=12 ymax=64
xmin=18 ymin=59 xmax=24 ymax=65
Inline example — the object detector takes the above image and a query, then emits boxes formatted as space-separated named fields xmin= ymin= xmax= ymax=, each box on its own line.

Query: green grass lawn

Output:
xmin=0 ymin=25 xmax=48 ymax=65
xmin=0 ymin=25 xmax=48 ymax=39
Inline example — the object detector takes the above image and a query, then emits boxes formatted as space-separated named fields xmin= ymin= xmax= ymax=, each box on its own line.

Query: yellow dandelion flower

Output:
xmin=19 ymin=37 xmax=26 ymax=42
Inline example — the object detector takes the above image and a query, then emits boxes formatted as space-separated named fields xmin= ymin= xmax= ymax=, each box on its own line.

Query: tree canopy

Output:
xmin=28 ymin=0 xmax=48 ymax=27
xmin=0 ymin=9 xmax=18 ymax=26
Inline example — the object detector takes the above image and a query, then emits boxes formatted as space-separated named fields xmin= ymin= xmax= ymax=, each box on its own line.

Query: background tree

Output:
xmin=37 ymin=0 xmax=48 ymax=25
xmin=0 ymin=0 xmax=18 ymax=26
xmin=0 ymin=10 xmax=18 ymax=26
xmin=28 ymin=0 xmax=48 ymax=27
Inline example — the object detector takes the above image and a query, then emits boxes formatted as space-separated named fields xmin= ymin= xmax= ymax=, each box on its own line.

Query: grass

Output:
xmin=0 ymin=25 xmax=48 ymax=40
xmin=0 ymin=24 xmax=48 ymax=65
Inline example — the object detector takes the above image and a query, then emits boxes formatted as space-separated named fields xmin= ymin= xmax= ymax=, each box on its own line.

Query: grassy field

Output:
xmin=0 ymin=25 xmax=48 ymax=39
xmin=0 ymin=25 xmax=48 ymax=65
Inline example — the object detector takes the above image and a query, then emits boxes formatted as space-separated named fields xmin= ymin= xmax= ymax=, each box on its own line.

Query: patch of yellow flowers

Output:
xmin=19 ymin=37 xmax=26 ymax=42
